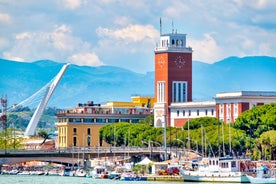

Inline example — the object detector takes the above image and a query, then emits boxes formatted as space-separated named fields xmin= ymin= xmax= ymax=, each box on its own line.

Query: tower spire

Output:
xmin=160 ymin=17 xmax=162 ymax=35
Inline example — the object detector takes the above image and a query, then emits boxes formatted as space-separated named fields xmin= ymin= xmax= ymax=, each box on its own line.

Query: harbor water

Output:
xmin=0 ymin=175 xmax=240 ymax=184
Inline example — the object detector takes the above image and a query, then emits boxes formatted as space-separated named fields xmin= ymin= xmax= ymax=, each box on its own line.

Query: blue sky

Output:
xmin=0 ymin=0 xmax=275 ymax=73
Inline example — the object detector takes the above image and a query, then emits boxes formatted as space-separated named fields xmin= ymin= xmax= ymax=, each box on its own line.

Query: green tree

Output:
xmin=256 ymin=130 xmax=276 ymax=160
xmin=234 ymin=103 xmax=276 ymax=138
xmin=38 ymin=130 xmax=48 ymax=138
xmin=138 ymin=114 xmax=154 ymax=126
xmin=183 ymin=117 xmax=220 ymax=130
xmin=0 ymin=128 xmax=23 ymax=149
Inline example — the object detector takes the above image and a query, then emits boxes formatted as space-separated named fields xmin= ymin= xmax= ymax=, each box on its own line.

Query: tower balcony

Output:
xmin=155 ymin=45 xmax=193 ymax=53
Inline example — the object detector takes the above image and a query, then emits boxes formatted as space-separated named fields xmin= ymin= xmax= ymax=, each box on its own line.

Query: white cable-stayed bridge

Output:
xmin=6 ymin=63 xmax=70 ymax=137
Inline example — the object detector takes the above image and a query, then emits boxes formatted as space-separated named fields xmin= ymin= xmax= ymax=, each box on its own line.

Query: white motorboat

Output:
xmin=90 ymin=165 xmax=108 ymax=179
xmin=179 ymin=157 xmax=254 ymax=183
xmin=75 ymin=168 xmax=87 ymax=177
xmin=247 ymin=165 xmax=276 ymax=184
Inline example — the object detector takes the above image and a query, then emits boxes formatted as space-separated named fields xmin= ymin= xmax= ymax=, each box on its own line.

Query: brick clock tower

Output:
xmin=154 ymin=30 xmax=193 ymax=127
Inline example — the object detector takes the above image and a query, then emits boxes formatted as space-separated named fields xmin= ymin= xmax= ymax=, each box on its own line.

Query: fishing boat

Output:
xmin=247 ymin=165 xmax=276 ymax=183
xmin=179 ymin=156 xmax=254 ymax=183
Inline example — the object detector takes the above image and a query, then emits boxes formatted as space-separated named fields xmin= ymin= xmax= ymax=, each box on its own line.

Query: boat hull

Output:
xmin=247 ymin=175 xmax=276 ymax=184
xmin=121 ymin=176 xmax=147 ymax=181
xmin=181 ymin=171 xmax=250 ymax=183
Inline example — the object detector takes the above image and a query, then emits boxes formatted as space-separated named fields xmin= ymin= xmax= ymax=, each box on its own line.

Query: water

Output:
xmin=0 ymin=175 xmax=183 ymax=184
xmin=0 ymin=175 xmax=242 ymax=184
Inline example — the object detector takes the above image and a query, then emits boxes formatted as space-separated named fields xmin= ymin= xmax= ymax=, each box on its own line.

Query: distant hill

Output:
xmin=192 ymin=56 xmax=276 ymax=101
xmin=0 ymin=56 xmax=275 ymax=108
xmin=0 ymin=59 xmax=154 ymax=108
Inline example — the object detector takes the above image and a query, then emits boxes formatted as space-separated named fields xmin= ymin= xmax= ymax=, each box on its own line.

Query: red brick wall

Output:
xmin=174 ymin=118 xmax=189 ymax=128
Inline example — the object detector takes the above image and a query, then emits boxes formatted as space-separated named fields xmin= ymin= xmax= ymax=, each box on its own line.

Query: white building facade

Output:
xmin=165 ymin=91 xmax=276 ymax=128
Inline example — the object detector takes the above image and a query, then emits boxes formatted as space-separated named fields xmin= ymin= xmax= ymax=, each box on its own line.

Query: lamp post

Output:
xmin=163 ymin=115 xmax=167 ymax=161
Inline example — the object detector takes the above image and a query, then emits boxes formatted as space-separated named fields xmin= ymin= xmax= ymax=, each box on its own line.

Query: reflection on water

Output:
xmin=0 ymin=175 xmax=242 ymax=184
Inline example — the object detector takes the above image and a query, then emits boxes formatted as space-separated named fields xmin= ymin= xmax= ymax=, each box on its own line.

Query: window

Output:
xmin=177 ymin=110 xmax=179 ymax=116
xmin=157 ymin=81 xmax=165 ymax=103
xmin=87 ymin=136 xmax=91 ymax=146
xmin=73 ymin=128 xmax=77 ymax=135
xmin=73 ymin=137 xmax=77 ymax=146
xmin=172 ymin=81 xmax=187 ymax=102
xmin=188 ymin=110 xmax=191 ymax=116
xmin=183 ymin=110 xmax=185 ymax=116
xmin=173 ymin=83 xmax=177 ymax=102
xmin=211 ymin=109 xmax=214 ymax=115
xmin=234 ymin=103 xmax=238 ymax=115
xmin=205 ymin=109 xmax=208 ymax=116
xmin=197 ymin=110 xmax=199 ymax=116
xmin=87 ymin=128 xmax=91 ymax=135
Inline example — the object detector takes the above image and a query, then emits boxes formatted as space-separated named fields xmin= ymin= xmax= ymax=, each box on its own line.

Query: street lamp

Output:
xmin=163 ymin=115 xmax=167 ymax=161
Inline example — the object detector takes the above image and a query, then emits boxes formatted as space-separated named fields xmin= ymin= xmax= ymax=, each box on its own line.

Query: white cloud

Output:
xmin=164 ymin=1 xmax=189 ymax=17
xmin=190 ymin=33 xmax=224 ymax=63
xmin=96 ymin=24 xmax=159 ymax=43
xmin=2 ymin=52 xmax=24 ymax=62
xmin=59 ymin=0 xmax=85 ymax=9
xmin=113 ymin=16 xmax=132 ymax=27
xmin=67 ymin=52 xmax=104 ymax=66
xmin=0 ymin=13 xmax=11 ymax=24
xmin=0 ymin=0 xmax=275 ymax=73
xmin=3 ymin=24 xmax=93 ymax=64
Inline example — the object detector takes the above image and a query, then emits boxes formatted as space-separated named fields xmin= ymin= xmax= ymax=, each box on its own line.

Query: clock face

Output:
xmin=174 ymin=56 xmax=186 ymax=69
xmin=158 ymin=56 xmax=165 ymax=68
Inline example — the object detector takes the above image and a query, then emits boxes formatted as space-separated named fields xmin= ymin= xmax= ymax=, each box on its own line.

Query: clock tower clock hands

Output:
xmin=174 ymin=55 xmax=186 ymax=69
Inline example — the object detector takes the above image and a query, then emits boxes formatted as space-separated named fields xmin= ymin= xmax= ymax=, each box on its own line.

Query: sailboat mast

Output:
xmin=222 ymin=120 xmax=226 ymax=157
xmin=229 ymin=122 xmax=232 ymax=154
xmin=201 ymin=124 xmax=204 ymax=156
xmin=218 ymin=109 xmax=221 ymax=157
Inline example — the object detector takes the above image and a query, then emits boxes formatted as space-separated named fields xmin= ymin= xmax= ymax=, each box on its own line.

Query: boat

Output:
xmin=63 ymin=167 xmax=72 ymax=176
xmin=17 ymin=171 xmax=30 ymax=175
xmin=247 ymin=165 xmax=276 ymax=183
xmin=75 ymin=168 xmax=87 ymax=177
xmin=108 ymin=165 xmax=126 ymax=180
xmin=47 ymin=168 xmax=63 ymax=176
xmin=179 ymin=156 xmax=255 ymax=183
xmin=8 ymin=169 xmax=19 ymax=175
xmin=90 ymin=165 xmax=108 ymax=179
xmin=120 ymin=170 xmax=147 ymax=181
xmin=29 ymin=170 xmax=44 ymax=175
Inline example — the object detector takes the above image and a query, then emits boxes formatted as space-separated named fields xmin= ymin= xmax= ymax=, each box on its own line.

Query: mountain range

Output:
xmin=0 ymin=56 xmax=275 ymax=109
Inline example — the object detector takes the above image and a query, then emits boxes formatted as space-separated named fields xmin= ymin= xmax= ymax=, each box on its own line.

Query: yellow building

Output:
xmin=56 ymin=96 xmax=153 ymax=148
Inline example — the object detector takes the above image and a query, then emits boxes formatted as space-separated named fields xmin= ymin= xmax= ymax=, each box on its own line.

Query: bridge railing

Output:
xmin=0 ymin=146 xmax=166 ymax=155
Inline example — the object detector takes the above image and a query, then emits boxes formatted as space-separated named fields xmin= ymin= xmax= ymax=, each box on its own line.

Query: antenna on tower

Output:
xmin=172 ymin=19 xmax=174 ymax=34
xmin=160 ymin=17 xmax=162 ymax=35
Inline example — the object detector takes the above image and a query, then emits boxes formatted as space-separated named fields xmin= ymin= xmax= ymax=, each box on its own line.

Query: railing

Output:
xmin=0 ymin=146 xmax=166 ymax=155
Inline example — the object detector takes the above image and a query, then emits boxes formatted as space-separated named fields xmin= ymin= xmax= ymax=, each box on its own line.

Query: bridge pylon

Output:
xmin=24 ymin=63 xmax=70 ymax=136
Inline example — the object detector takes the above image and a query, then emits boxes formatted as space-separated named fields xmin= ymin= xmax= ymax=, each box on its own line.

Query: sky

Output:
xmin=0 ymin=0 xmax=275 ymax=73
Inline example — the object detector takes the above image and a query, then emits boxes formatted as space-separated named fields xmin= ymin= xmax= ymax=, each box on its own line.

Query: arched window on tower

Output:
xmin=172 ymin=39 xmax=175 ymax=47
xmin=180 ymin=40 xmax=183 ymax=47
